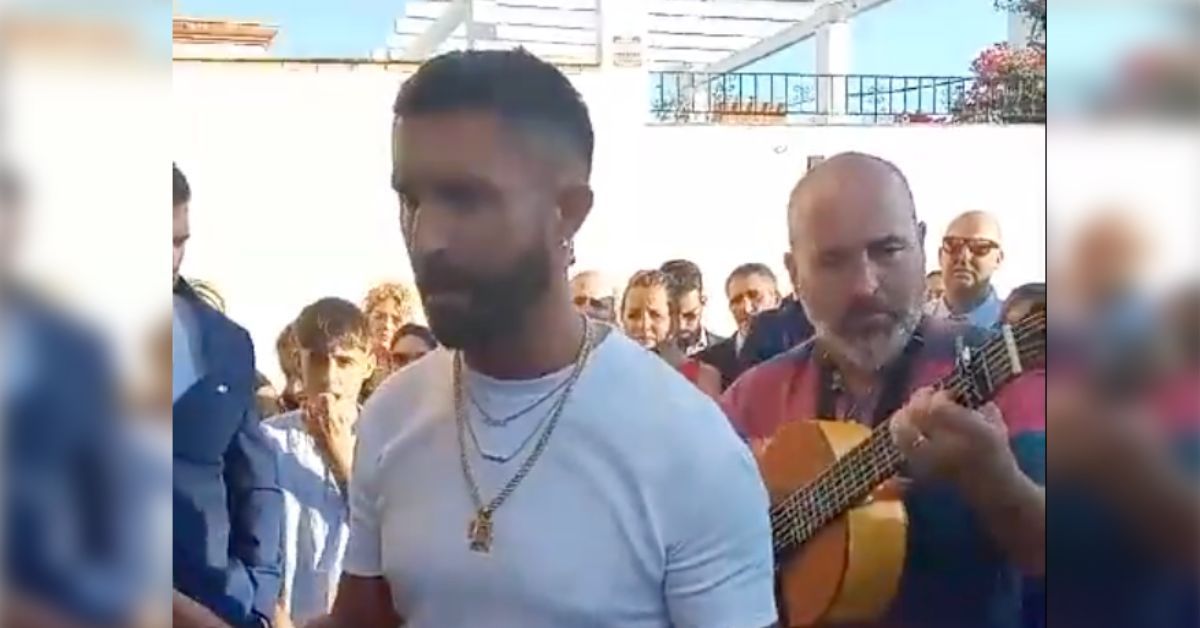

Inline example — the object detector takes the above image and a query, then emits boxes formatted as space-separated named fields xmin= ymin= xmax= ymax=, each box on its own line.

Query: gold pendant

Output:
xmin=468 ymin=510 xmax=494 ymax=553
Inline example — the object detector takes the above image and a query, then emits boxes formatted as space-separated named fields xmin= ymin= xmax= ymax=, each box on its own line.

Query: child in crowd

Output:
xmin=263 ymin=298 xmax=376 ymax=628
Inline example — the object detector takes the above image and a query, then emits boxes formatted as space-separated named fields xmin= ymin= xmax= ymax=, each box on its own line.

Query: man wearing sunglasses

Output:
xmin=926 ymin=210 xmax=1006 ymax=328
xmin=569 ymin=269 xmax=618 ymax=323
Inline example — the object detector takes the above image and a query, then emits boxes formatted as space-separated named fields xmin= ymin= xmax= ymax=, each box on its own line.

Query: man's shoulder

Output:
xmin=356 ymin=348 xmax=452 ymax=449
xmin=696 ymin=336 xmax=735 ymax=364
xmin=731 ymin=340 xmax=815 ymax=392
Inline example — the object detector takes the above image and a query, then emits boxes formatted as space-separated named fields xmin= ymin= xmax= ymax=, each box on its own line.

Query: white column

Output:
xmin=1007 ymin=10 xmax=1032 ymax=48
xmin=815 ymin=19 xmax=851 ymax=116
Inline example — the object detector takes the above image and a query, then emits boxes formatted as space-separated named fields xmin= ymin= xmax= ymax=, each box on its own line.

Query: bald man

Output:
xmin=568 ymin=270 xmax=618 ymax=322
xmin=722 ymin=152 xmax=1046 ymax=628
xmin=926 ymin=210 xmax=1005 ymax=328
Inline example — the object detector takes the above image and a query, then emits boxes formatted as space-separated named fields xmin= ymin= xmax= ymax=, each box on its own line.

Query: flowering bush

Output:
xmin=953 ymin=43 xmax=1046 ymax=123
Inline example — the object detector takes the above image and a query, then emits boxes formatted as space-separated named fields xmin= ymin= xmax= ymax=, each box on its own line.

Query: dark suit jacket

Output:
xmin=737 ymin=296 xmax=815 ymax=372
xmin=173 ymin=280 xmax=282 ymax=628
xmin=696 ymin=336 xmax=741 ymax=391
xmin=3 ymin=287 xmax=135 ymax=624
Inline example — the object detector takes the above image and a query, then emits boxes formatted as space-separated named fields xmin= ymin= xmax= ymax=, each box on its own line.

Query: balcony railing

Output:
xmin=649 ymin=72 xmax=1046 ymax=125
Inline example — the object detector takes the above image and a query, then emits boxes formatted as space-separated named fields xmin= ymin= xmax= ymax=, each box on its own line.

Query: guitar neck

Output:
xmin=771 ymin=322 xmax=1042 ymax=558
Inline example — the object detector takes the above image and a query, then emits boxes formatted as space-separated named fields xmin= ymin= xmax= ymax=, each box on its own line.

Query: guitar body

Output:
xmin=757 ymin=419 xmax=908 ymax=627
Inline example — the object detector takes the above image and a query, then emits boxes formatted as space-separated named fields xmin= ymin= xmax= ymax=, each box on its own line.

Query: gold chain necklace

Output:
xmin=454 ymin=317 xmax=595 ymax=554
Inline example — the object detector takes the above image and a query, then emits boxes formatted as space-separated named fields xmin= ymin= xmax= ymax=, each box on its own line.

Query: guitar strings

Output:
xmin=772 ymin=334 xmax=1046 ymax=553
xmin=771 ymin=329 xmax=1046 ymax=551
xmin=771 ymin=327 xmax=1046 ymax=552
xmin=769 ymin=316 xmax=1045 ymax=552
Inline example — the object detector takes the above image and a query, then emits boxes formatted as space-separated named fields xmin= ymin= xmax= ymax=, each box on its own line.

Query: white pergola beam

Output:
xmin=403 ymin=0 xmax=470 ymax=59
xmin=702 ymin=0 xmax=895 ymax=74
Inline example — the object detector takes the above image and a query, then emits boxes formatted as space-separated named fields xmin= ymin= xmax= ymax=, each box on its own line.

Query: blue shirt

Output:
xmin=924 ymin=286 xmax=1004 ymax=329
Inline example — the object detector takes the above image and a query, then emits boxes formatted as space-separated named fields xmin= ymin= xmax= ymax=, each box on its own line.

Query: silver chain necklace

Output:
xmin=455 ymin=317 xmax=595 ymax=554
xmin=463 ymin=395 xmax=557 ymax=464
xmin=466 ymin=370 xmax=574 ymax=428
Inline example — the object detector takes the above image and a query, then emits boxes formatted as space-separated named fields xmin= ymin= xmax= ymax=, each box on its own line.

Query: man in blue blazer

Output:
xmin=4 ymin=171 xmax=142 ymax=627
xmin=173 ymin=163 xmax=282 ymax=628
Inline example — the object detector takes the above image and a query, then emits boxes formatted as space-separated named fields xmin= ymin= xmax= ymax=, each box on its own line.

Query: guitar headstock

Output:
xmin=952 ymin=310 xmax=1047 ymax=406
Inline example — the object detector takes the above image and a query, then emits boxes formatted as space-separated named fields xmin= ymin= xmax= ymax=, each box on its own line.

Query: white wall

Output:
xmin=173 ymin=61 xmax=1046 ymax=384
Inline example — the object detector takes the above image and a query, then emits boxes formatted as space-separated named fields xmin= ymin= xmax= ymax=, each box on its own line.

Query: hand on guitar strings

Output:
xmin=889 ymin=387 xmax=1021 ymax=493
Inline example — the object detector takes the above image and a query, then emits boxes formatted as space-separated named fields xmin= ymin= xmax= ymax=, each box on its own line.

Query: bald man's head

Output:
xmin=784 ymin=152 xmax=926 ymax=372
xmin=787 ymin=152 xmax=917 ymax=247
xmin=938 ymin=210 xmax=1005 ymax=304
xmin=570 ymin=270 xmax=618 ymax=321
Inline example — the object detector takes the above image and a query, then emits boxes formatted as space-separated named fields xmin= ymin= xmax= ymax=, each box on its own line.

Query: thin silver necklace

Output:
xmin=466 ymin=371 xmax=574 ymax=428
xmin=464 ymin=397 xmax=559 ymax=464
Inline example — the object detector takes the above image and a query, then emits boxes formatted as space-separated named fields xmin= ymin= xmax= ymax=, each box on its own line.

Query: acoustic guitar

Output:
xmin=757 ymin=312 xmax=1047 ymax=627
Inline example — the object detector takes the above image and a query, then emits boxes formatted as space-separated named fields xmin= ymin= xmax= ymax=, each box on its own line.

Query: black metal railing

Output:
xmin=648 ymin=72 xmax=1046 ymax=125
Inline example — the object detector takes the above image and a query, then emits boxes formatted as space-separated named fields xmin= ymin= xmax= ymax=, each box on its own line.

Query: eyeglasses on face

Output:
xmin=941 ymin=237 xmax=1000 ymax=256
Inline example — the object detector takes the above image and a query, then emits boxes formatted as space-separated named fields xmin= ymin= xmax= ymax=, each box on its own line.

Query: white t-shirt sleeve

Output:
xmin=341 ymin=418 xmax=385 ymax=577
xmin=663 ymin=430 xmax=778 ymax=628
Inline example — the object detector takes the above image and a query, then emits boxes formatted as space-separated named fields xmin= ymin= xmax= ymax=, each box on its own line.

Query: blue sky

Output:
xmin=178 ymin=0 xmax=1015 ymax=74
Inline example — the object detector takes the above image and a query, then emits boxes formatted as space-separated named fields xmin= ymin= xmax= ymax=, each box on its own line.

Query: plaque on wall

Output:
xmin=807 ymin=155 xmax=826 ymax=171
xmin=611 ymin=35 xmax=643 ymax=68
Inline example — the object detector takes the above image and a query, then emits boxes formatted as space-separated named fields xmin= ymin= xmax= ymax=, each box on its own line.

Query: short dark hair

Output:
xmin=173 ymin=163 xmax=191 ymax=206
xmin=393 ymin=49 xmax=594 ymax=172
xmin=725 ymin=263 xmax=777 ymax=293
xmin=294 ymin=297 xmax=370 ymax=353
xmin=659 ymin=259 xmax=704 ymax=298
xmin=393 ymin=323 xmax=438 ymax=350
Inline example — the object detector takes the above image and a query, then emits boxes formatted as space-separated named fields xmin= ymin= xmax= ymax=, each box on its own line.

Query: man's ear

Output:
xmin=557 ymin=183 xmax=594 ymax=243
xmin=783 ymin=250 xmax=799 ymax=293
xmin=917 ymin=220 xmax=927 ymax=246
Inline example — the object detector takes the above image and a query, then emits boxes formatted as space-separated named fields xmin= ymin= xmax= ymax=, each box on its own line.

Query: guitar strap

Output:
xmin=816 ymin=330 xmax=926 ymax=427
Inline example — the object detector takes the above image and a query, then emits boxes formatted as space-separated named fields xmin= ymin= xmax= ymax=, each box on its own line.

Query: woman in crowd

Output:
xmin=361 ymin=281 xmax=419 ymax=399
xmin=620 ymin=269 xmax=722 ymax=399
xmin=389 ymin=323 xmax=438 ymax=374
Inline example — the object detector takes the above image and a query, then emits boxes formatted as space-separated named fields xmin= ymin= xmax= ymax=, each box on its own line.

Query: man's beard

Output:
xmin=803 ymin=293 xmax=924 ymax=372
xmin=412 ymin=244 xmax=553 ymax=351
xmin=674 ymin=329 xmax=700 ymax=351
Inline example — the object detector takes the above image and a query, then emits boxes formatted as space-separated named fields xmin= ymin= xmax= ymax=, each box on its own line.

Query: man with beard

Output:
xmin=925 ymin=210 xmax=1005 ymax=328
xmin=307 ymin=49 xmax=776 ymax=628
xmin=722 ymin=153 xmax=1045 ymax=628
xmin=660 ymin=259 xmax=725 ymax=356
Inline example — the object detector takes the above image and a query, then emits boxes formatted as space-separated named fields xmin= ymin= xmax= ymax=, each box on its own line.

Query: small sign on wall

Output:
xmin=807 ymin=155 xmax=825 ymax=171
xmin=611 ymin=35 xmax=643 ymax=68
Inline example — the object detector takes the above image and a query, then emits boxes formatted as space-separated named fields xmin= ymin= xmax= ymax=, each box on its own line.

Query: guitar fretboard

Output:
xmin=770 ymin=314 xmax=1045 ymax=559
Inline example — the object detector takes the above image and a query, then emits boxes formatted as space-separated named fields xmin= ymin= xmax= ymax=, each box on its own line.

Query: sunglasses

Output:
xmin=573 ymin=295 xmax=615 ymax=310
xmin=941 ymin=237 xmax=1000 ymax=256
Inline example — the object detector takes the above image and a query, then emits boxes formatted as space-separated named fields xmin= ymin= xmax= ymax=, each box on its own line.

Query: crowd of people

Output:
xmin=158 ymin=48 xmax=1195 ymax=628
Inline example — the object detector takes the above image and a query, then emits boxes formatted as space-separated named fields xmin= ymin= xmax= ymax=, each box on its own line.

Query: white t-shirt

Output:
xmin=263 ymin=411 xmax=351 ymax=626
xmin=343 ymin=330 xmax=777 ymax=628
